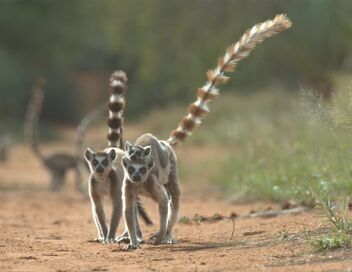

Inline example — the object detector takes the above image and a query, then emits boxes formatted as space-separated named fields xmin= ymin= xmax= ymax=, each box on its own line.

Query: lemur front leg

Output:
xmin=90 ymin=194 xmax=108 ymax=243
xmin=92 ymin=213 xmax=104 ymax=242
xmin=107 ymin=189 xmax=122 ymax=243
xmin=117 ymin=203 xmax=143 ymax=244
xmin=122 ymin=182 xmax=140 ymax=250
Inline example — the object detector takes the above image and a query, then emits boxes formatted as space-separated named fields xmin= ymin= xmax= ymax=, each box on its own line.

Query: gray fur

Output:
xmin=121 ymin=133 xmax=181 ymax=250
xmin=85 ymin=147 xmax=150 ymax=244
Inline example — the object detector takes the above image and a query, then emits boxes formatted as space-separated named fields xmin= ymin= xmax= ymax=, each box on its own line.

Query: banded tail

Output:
xmin=107 ymin=71 xmax=127 ymax=149
xmin=136 ymin=198 xmax=153 ymax=225
xmin=24 ymin=77 xmax=46 ymax=159
xmin=167 ymin=14 xmax=292 ymax=146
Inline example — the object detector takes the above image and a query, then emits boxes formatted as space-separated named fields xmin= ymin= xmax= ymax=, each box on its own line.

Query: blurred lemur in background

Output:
xmin=24 ymin=77 xmax=106 ymax=191
xmin=84 ymin=71 xmax=152 ymax=244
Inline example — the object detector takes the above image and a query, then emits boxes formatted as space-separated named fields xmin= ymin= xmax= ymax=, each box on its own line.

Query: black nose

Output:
xmin=133 ymin=175 xmax=141 ymax=182
xmin=96 ymin=167 xmax=104 ymax=173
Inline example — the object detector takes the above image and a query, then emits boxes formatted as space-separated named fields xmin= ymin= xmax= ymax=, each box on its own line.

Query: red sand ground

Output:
xmin=1 ymin=145 xmax=352 ymax=271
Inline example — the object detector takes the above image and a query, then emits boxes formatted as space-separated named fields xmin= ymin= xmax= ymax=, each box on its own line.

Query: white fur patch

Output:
xmin=111 ymin=80 xmax=123 ymax=88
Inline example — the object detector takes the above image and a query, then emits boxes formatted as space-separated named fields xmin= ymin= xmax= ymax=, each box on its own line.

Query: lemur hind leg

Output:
xmin=149 ymin=181 xmax=170 ymax=245
xmin=164 ymin=163 xmax=181 ymax=244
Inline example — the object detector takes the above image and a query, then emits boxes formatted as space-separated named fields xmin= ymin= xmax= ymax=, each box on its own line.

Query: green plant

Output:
xmin=309 ymin=189 xmax=352 ymax=252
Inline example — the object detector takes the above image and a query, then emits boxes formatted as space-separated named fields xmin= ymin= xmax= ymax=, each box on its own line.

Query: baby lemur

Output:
xmin=120 ymin=14 xmax=292 ymax=250
xmin=84 ymin=71 xmax=152 ymax=244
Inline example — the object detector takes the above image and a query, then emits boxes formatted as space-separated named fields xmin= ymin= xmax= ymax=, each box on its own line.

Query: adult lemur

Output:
xmin=25 ymin=78 xmax=108 ymax=191
xmin=120 ymin=15 xmax=292 ymax=250
xmin=84 ymin=71 xmax=152 ymax=244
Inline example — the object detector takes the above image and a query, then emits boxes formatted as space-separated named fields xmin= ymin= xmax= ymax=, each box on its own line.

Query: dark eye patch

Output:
xmin=102 ymin=159 xmax=108 ymax=166
xmin=92 ymin=160 xmax=98 ymax=166
xmin=129 ymin=150 xmax=134 ymax=155
xmin=128 ymin=166 xmax=135 ymax=174
xmin=139 ymin=167 xmax=147 ymax=174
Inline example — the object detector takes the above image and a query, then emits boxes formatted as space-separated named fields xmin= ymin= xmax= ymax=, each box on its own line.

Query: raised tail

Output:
xmin=107 ymin=71 xmax=127 ymax=149
xmin=167 ymin=14 xmax=292 ymax=146
xmin=24 ymin=77 xmax=46 ymax=160
xmin=136 ymin=198 xmax=153 ymax=226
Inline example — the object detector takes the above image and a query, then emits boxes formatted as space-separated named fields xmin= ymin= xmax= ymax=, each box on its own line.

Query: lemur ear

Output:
xmin=84 ymin=148 xmax=94 ymax=161
xmin=122 ymin=156 xmax=129 ymax=168
xmin=147 ymin=158 xmax=155 ymax=169
xmin=109 ymin=149 xmax=116 ymax=161
xmin=144 ymin=146 xmax=152 ymax=157
xmin=125 ymin=141 xmax=132 ymax=152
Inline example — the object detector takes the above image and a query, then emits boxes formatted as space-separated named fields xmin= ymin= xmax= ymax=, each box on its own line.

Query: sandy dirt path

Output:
xmin=1 ymin=189 xmax=352 ymax=272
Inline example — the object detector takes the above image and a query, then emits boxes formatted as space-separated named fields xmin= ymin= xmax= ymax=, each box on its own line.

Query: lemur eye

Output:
xmin=139 ymin=167 xmax=147 ymax=174
xmin=102 ymin=159 xmax=108 ymax=166
xmin=128 ymin=166 xmax=135 ymax=174
xmin=129 ymin=150 xmax=134 ymax=155
xmin=92 ymin=160 xmax=98 ymax=166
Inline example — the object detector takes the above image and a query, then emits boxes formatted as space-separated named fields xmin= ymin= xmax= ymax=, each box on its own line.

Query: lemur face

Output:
xmin=122 ymin=142 xmax=155 ymax=183
xmin=125 ymin=141 xmax=150 ymax=161
xmin=84 ymin=148 xmax=116 ymax=175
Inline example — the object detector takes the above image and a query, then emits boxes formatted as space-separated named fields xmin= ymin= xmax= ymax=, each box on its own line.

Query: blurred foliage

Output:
xmin=137 ymin=75 xmax=352 ymax=203
xmin=0 ymin=0 xmax=352 ymax=126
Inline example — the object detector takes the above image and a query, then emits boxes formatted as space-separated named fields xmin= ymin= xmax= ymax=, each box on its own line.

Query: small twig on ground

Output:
xmin=179 ymin=213 xmax=236 ymax=239
xmin=179 ymin=206 xmax=309 ymax=239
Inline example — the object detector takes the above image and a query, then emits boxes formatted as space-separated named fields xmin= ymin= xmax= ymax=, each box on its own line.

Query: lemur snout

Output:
xmin=132 ymin=175 xmax=142 ymax=182
xmin=96 ymin=167 xmax=104 ymax=173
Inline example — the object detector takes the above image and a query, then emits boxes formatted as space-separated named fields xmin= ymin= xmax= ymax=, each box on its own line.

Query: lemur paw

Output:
xmin=105 ymin=238 xmax=117 ymax=244
xmin=148 ymin=233 xmax=176 ymax=245
xmin=117 ymin=236 xmax=130 ymax=244
xmin=92 ymin=237 xmax=106 ymax=243
xmin=117 ymin=235 xmax=144 ymax=244
xmin=122 ymin=243 xmax=140 ymax=251
xmin=149 ymin=234 xmax=166 ymax=245
xmin=166 ymin=236 xmax=177 ymax=244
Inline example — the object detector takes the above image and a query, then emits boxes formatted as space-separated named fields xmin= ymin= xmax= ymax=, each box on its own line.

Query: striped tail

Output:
xmin=75 ymin=100 xmax=108 ymax=163
xmin=167 ymin=14 xmax=292 ymax=146
xmin=107 ymin=71 xmax=127 ymax=149
xmin=24 ymin=77 xmax=46 ymax=160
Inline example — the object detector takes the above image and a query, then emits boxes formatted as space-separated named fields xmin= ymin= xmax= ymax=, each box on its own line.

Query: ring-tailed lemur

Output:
xmin=24 ymin=77 xmax=83 ymax=191
xmin=84 ymin=71 xmax=152 ymax=244
xmin=120 ymin=14 xmax=292 ymax=250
